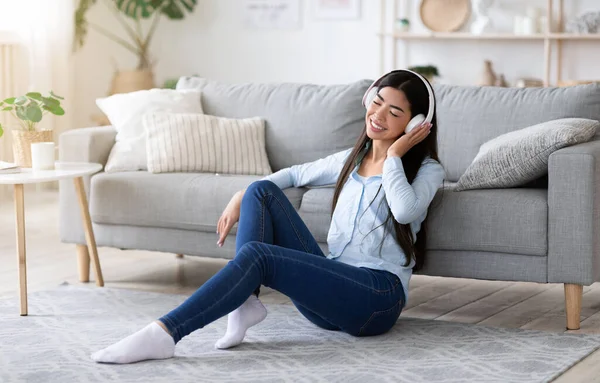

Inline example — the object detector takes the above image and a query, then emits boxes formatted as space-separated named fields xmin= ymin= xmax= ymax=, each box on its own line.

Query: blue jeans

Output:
xmin=159 ymin=180 xmax=405 ymax=343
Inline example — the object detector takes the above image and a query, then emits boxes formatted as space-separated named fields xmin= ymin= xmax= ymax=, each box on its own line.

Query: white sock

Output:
xmin=91 ymin=321 xmax=175 ymax=364
xmin=215 ymin=295 xmax=267 ymax=349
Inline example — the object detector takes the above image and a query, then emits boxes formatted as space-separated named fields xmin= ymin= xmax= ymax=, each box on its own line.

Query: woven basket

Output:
xmin=110 ymin=69 xmax=154 ymax=95
xmin=12 ymin=130 xmax=53 ymax=168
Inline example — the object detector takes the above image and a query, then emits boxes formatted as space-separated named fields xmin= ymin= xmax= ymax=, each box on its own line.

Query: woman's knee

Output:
xmin=246 ymin=180 xmax=279 ymax=196
xmin=237 ymin=241 xmax=267 ymax=261
xmin=242 ymin=180 xmax=279 ymax=208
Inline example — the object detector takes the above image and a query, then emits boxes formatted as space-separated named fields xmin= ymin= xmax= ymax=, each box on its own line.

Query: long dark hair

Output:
xmin=331 ymin=71 xmax=441 ymax=271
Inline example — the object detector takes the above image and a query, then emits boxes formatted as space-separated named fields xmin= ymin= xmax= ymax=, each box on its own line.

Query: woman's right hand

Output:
xmin=217 ymin=189 xmax=245 ymax=247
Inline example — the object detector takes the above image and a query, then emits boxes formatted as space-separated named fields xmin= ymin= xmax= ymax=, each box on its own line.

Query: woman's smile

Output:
xmin=369 ymin=118 xmax=387 ymax=132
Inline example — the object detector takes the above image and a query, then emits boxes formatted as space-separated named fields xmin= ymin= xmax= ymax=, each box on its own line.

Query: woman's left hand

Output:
xmin=387 ymin=122 xmax=432 ymax=158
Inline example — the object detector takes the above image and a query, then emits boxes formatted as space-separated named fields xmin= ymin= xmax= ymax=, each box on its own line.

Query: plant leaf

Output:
xmin=14 ymin=96 xmax=27 ymax=105
xmin=3 ymin=97 xmax=15 ymax=104
xmin=16 ymin=105 xmax=27 ymax=120
xmin=73 ymin=0 xmax=98 ymax=51
xmin=25 ymin=104 xmax=43 ymax=123
xmin=0 ymin=123 xmax=3 ymax=138
xmin=43 ymin=105 xmax=65 ymax=116
xmin=149 ymin=0 xmax=196 ymax=19
xmin=42 ymin=97 xmax=60 ymax=107
xmin=49 ymin=90 xmax=64 ymax=100
xmin=115 ymin=0 xmax=154 ymax=19
xmin=26 ymin=92 xmax=42 ymax=101
xmin=2 ymin=106 xmax=13 ymax=111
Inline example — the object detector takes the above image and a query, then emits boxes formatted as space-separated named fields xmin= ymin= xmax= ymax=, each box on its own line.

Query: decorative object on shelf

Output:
xmin=73 ymin=0 xmax=197 ymax=94
xmin=395 ymin=18 xmax=410 ymax=32
xmin=478 ymin=60 xmax=497 ymax=86
xmin=514 ymin=7 xmax=543 ymax=35
xmin=419 ymin=0 xmax=471 ymax=33
xmin=557 ymin=80 xmax=600 ymax=87
xmin=314 ymin=0 xmax=361 ymax=20
xmin=245 ymin=0 xmax=302 ymax=28
xmin=513 ymin=15 xmax=525 ymax=35
xmin=407 ymin=65 xmax=439 ymax=82
xmin=566 ymin=11 xmax=600 ymax=34
xmin=495 ymin=74 xmax=508 ymax=87
xmin=515 ymin=78 xmax=544 ymax=88
xmin=470 ymin=0 xmax=495 ymax=34
xmin=0 ymin=91 xmax=64 ymax=167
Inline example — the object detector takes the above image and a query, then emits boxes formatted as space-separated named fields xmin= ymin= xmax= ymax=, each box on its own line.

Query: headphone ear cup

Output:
xmin=405 ymin=114 xmax=425 ymax=134
xmin=363 ymin=87 xmax=378 ymax=108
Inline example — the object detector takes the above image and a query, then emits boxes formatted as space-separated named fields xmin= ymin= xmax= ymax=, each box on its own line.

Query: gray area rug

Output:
xmin=1 ymin=284 xmax=599 ymax=383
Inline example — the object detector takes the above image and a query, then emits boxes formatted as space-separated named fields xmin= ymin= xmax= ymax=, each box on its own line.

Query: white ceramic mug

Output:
xmin=31 ymin=142 xmax=55 ymax=170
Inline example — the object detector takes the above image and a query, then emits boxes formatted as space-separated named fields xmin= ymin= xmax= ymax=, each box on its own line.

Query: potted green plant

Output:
xmin=408 ymin=65 xmax=440 ymax=82
xmin=0 ymin=91 xmax=65 ymax=167
xmin=73 ymin=0 xmax=197 ymax=95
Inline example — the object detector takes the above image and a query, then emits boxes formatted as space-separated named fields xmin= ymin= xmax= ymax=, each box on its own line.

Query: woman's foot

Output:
xmin=215 ymin=295 xmax=267 ymax=349
xmin=91 ymin=321 xmax=175 ymax=364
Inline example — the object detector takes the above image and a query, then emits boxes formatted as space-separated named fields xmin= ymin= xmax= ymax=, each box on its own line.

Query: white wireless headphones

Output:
xmin=362 ymin=69 xmax=435 ymax=134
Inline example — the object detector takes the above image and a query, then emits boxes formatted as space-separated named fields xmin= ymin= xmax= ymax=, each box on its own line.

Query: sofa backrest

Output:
xmin=176 ymin=76 xmax=370 ymax=172
xmin=434 ymin=83 xmax=600 ymax=181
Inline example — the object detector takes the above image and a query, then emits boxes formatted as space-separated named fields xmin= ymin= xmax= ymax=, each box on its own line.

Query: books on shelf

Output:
xmin=0 ymin=161 xmax=21 ymax=174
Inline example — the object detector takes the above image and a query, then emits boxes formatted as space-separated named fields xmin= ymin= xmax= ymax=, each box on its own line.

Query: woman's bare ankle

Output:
xmin=155 ymin=320 xmax=171 ymax=336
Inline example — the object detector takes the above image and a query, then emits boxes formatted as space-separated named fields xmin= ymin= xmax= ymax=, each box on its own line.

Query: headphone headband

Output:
xmin=362 ymin=69 xmax=435 ymax=125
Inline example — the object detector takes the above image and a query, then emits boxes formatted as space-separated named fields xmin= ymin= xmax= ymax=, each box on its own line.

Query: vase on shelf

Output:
xmin=470 ymin=0 xmax=495 ymax=35
xmin=495 ymin=74 xmax=508 ymax=87
xmin=395 ymin=18 xmax=410 ymax=33
xmin=478 ymin=60 xmax=497 ymax=86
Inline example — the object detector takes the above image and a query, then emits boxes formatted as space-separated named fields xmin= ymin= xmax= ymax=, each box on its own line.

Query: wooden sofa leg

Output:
xmin=565 ymin=283 xmax=583 ymax=330
xmin=76 ymin=244 xmax=90 ymax=282
xmin=175 ymin=254 xmax=184 ymax=259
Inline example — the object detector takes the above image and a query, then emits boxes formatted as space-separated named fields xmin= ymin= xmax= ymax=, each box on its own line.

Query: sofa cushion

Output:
xmin=297 ymin=188 xmax=335 ymax=243
xmin=296 ymin=184 xmax=547 ymax=256
xmin=176 ymin=76 xmax=370 ymax=172
xmin=434 ymin=83 xmax=600 ymax=181
xmin=90 ymin=172 xmax=306 ymax=233
xmin=455 ymin=118 xmax=599 ymax=191
xmin=427 ymin=186 xmax=548 ymax=256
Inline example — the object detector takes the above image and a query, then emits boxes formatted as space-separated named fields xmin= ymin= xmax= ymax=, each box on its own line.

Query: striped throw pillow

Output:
xmin=143 ymin=112 xmax=272 ymax=175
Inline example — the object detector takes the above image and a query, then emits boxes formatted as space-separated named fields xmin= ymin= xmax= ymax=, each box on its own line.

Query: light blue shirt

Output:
xmin=263 ymin=148 xmax=446 ymax=305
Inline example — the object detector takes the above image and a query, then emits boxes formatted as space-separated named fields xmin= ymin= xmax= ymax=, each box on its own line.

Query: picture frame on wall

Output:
xmin=244 ymin=0 xmax=302 ymax=29
xmin=314 ymin=0 xmax=361 ymax=20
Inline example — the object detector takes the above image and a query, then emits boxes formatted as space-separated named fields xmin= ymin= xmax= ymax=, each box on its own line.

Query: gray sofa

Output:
xmin=59 ymin=77 xmax=600 ymax=330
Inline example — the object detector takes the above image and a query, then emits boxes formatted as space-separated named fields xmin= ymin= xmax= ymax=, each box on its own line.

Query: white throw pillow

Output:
xmin=96 ymin=89 xmax=203 ymax=172
xmin=143 ymin=112 xmax=273 ymax=175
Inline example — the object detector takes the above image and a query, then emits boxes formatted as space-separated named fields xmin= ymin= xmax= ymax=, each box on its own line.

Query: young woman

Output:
xmin=90 ymin=70 xmax=445 ymax=364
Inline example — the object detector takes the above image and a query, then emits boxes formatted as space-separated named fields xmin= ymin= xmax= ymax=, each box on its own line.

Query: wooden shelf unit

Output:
xmin=379 ymin=0 xmax=599 ymax=86
xmin=380 ymin=32 xmax=600 ymax=41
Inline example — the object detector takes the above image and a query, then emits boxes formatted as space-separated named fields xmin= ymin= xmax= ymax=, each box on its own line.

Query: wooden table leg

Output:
xmin=74 ymin=177 xmax=104 ymax=287
xmin=14 ymin=184 xmax=27 ymax=316
xmin=76 ymin=244 xmax=90 ymax=282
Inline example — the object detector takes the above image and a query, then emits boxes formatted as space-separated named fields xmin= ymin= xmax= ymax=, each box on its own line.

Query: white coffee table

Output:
xmin=0 ymin=162 xmax=104 ymax=316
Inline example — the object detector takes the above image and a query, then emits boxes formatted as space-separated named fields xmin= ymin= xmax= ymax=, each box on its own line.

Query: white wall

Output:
xmin=73 ymin=0 xmax=600 ymax=129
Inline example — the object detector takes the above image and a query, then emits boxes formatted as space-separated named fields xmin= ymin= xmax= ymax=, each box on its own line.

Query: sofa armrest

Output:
xmin=58 ymin=126 xmax=117 ymax=166
xmin=58 ymin=126 xmax=116 ymax=244
xmin=548 ymin=138 xmax=600 ymax=285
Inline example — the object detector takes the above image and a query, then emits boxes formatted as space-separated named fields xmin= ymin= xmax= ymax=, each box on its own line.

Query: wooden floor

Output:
xmin=1 ymin=189 xmax=600 ymax=382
